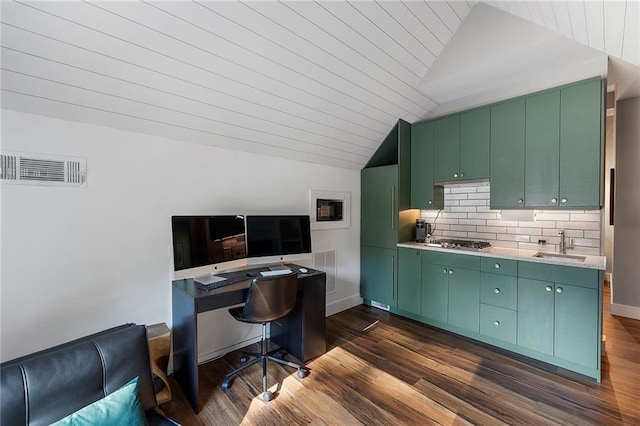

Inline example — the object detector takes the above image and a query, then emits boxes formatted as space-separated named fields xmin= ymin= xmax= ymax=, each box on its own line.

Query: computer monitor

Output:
xmin=171 ymin=215 xmax=247 ymax=278
xmin=245 ymin=215 xmax=312 ymax=262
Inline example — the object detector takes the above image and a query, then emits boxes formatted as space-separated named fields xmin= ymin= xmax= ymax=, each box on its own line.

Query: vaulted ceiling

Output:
xmin=1 ymin=1 xmax=638 ymax=170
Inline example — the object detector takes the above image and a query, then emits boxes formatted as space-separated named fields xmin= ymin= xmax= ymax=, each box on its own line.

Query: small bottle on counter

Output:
xmin=537 ymin=239 xmax=547 ymax=252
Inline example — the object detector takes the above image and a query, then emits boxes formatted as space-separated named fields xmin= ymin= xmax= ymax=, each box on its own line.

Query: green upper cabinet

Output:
xmin=525 ymin=90 xmax=561 ymax=207
xmin=432 ymin=109 xmax=490 ymax=183
xmin=411 ymin=121 xmax=444 ymax=210
xmin=559 ymin=79 xmax=603 ymax=208
xmin=491 ymin=78 xmax=603 ymax=210
xmin=398 ymin=248 xmax=422 ymax=315
xmin=460 ymin=107 xmax=491 ymax=180
xmin=490 ymin=98 xmax=526 ymax=208
xmin=361 ymin=165 xmax=398 ymax=249
xmin=433 ymin=115 xmax=460 ymax=182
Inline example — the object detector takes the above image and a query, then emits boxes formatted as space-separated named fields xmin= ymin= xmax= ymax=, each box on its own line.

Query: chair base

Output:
xmin=221 ymin=324 xmax=309 ymax=400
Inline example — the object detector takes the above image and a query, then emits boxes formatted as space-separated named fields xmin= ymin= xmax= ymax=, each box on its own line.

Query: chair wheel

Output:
xmin=240 ymin=355 xmax=248 ymax=363
xmin=221 ymin=380 xmax=230 ymax=391
xmin=262 ymin=390 xmax=273 ymax=402
xmin=297 ymin=368 xmax=308 ymax=379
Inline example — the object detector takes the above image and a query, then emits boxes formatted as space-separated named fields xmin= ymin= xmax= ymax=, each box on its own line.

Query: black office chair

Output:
xmin=220 ymin=272 xmax=309 ymax=401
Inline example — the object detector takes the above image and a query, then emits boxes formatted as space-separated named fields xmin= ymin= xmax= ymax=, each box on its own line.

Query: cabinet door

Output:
xmin=421 ymin=261 xmax=449 ymax=323
xmin=490 ymin=99 xmax=526 ymax=208
xmin=447 ymin=267 xmax=480 ymax=333
xmin=433 ymin=115 xmax=460 ymax=182
xmin=360 ymin=245 xmax=396 ymax=307
xmin=560 ymin=79 xmax=603 ymax=208
xmin=398 ymin=248 xmax=422 ymax=315
xmin=525 ymin=90 xmax=560 ymax=207
xmin=411 ymin=122 xmax=442 ymax=209
xmin=517 ymin=278 xmax=554 ymax=355
xmin=361 ymin=165 xmax=397 ymax=248
xmin=460 ymin=107 xmax=490 ymax=180
xmin=554 ymin=284 xmax=599 ymax=368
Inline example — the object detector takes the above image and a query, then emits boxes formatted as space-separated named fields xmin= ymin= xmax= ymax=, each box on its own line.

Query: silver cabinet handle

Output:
xmin=494 ymin=263 xmax=500 ymax=269
xmin=561 ymin=198 xmax=567 ymax=203
xmin=518 ymin=198 xmax=524 ymax=204
xmin=443 ymin=268 xmax=448 ymax=274
xmin=453 ymin=173 xmax=458 ymax=178
xmin=556 ymin=287 xmax=563 ymax=294
xmin=391 ymin=185 xmax=395 ymax=229
xmin=494 ymin=321 xmax=500 ymax=326
xmin=551 ymin=198 xmax=557 ymax=203
xmin=494 ymin=288 xmax=500 ymax=294
xmin=448 ymin=269 xmax=453 ymax=275
xmin=428 ymin=200 xmax=433 ymax=205
xmin=460 ymin=172 xmax=465 ymax=178
xmin=391 ymin=256 xmax=395 ymax=300
xmin=416 ymin=251 xmax=420 ymax=255
xmin=546 ymin=285 xmax=553 ymax=292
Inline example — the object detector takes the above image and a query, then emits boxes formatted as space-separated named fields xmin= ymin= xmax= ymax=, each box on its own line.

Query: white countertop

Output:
xmin=397 ymin=241 xmax=606 ymax=270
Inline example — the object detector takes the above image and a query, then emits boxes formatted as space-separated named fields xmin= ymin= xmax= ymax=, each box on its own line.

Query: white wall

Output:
xmin=612 ymin=96 xmax=640 ymax=319
xmin=0 ymin=109 xmax=362 ymax=362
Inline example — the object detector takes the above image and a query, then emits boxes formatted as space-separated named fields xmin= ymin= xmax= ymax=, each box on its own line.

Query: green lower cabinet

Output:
xmin=517 ymin=277 xmax=599 ymax=370
xmin=517 ymin=278 xmax=555 ymax=355
xmin=481 ymin=273 xmax=517 ymax=310
xmin=361 ymin=245 xmax=396 ymax=307
xmin=398 ymin=248 xmax=422 ymax=315
xmin=421 ymin=262 xmax=449 ymax=323
xmin=480 ymin=304 xmax=517 ymax=344
xmin=448 ymin=267 xmax=480 ymax=333
xmin=554 ymin=283 xmax=599 ymax=368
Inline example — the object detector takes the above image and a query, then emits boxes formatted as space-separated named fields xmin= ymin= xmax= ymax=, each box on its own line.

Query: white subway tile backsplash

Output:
xmin=556 ymin=221 xmax=601 ymax=230
xmin=534 ymin=213 xmax=571 ymax=221
xmin=419 ymin=182 xmax=602 ymax=255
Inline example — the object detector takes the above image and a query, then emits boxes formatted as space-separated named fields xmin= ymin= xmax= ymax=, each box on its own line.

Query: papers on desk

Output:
xmin=260 ymin=269 xmax=292 ymax=277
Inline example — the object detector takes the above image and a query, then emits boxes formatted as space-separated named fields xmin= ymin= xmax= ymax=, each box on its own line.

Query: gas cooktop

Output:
xmin=426 ymin=239 xmax=492 ymax=252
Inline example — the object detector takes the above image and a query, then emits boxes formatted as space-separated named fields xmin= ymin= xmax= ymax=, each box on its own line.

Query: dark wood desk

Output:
xmin=172 ymin=265 xmax=326 ymax=413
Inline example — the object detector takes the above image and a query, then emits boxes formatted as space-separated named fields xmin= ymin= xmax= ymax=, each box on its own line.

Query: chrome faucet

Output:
xmin=559 ymin=229 xmax=574 ymax=254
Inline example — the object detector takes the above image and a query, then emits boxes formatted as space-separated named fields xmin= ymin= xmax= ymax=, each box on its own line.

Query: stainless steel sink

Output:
xmin=533 ymin=252 xmax=586 ymax=262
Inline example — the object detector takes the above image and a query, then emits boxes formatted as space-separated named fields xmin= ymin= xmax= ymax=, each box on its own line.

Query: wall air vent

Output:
xmin=313 ymin=249 xmax=336 ymax=294
xmin=1 ymin=151 xmax=86 ymax=186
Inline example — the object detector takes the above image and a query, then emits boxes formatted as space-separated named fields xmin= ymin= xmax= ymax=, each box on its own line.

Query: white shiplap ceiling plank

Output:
xmin=426 ymin=1 xmax=463 ymax=35
xmin=537 ymin=2 xmax=560 ymax=32
xmin=603 ymin=1 xmax=627 ymax=59
xmin=347 ymin=1 xmax=435 ymax=72
xmin=402 ymin=1 xmax=454 ymax=46
xmin=375 ymin=1 xmax=446 ymax=62
xmin=551 ymin=1 xmax=575 ymax=40
xmin=622 ymin=0 xmax=639 ymax=65
xmin=448 ymin=1 xmax=473 ymax=23
xmin=68 ymin=1 xmax=403 ymax=129
xmin=526 ymin=1 xmax=547 ymax=28
xmin=245 ymin=1 xmax=434 ymax=117
xmin=584 ymin=1 xmax=605 ymax=53
xmin=4 ymin=2 xmax=394 ymax=137
xmin=566 ymin=1 xmax=589 ymax=46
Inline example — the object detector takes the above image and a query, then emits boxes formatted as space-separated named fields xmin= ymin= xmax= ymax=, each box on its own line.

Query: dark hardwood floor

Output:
xmin=160 ymin=284 xmax=640 ymax=425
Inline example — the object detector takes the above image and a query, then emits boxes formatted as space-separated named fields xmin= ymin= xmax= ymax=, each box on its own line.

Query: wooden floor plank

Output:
xmin=161 ymin=284 xmax=640 ymax=425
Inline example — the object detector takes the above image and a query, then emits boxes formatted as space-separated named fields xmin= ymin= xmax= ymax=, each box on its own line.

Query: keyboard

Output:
xmin=195 ymin=273 xmax=250 ymax=291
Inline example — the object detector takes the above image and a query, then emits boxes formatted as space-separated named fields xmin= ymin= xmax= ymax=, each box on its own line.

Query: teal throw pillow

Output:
xmin=51 ymin=376 xmax=147 ymax=426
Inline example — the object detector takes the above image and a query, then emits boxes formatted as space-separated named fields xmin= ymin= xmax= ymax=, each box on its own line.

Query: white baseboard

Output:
xmin=610 ymin=303 xmax=640 ymax=320
xmin=326 ymin=294 xmax=363 ymax=317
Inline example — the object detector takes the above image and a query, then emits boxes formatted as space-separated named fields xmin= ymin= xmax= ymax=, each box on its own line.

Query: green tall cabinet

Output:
xmin=490 ymin=98 xmax=526 ymax=208
xmin=410 ymin=121 xmax=443 ymax=209
xmin=361 ymin=120 xmax=417 ymax=308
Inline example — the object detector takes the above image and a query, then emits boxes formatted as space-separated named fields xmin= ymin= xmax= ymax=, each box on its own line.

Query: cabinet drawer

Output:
xmin=518 ymin=261 xmax=600 ymax=289
xmin=481 ymin=273 xmax=517 ymax=310
xmin=423 ymin=251 xmax=480 ymax=270
xmin=480 ymin=304 xmax=516 ymax=345
xmin=481 ymin=257 xmax=517 ymax=276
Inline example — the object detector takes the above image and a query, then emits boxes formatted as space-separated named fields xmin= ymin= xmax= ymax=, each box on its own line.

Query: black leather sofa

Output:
xmin=0 ymin=323 xmax=178 ymax=425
